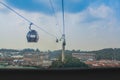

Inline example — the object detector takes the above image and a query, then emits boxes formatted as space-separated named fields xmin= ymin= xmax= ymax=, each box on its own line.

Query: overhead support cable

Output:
xmin=0 ymin=1 xmax=32 ymax=23
xmin=49 ymin=0 xmax=62 ymax=37
xmin=62 ymin=0 xmax=65 ymax=35
xmin=0 ymin=1 xmax=57 ymax=38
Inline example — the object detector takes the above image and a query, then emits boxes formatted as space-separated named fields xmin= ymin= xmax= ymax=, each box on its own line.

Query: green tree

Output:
xmin=50 ymin=54 xmax=89 ymax=68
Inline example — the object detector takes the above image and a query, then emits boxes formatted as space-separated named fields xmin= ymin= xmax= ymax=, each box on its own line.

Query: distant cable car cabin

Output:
xmin=56 ymin=38 xmax=59 ymax=43
xmin=26 ymin=23 xmax=39 ymax=43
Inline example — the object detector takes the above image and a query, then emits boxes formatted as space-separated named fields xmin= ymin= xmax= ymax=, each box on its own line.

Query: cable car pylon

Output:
xmin=61 ymin=0 xmax=66 ymax=63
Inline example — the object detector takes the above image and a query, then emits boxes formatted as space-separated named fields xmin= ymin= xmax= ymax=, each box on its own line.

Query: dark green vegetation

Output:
xmin=50 ymin=54 xmax=89 ymax=68
xmin=90 ymin=48 xmax=120 ymax=60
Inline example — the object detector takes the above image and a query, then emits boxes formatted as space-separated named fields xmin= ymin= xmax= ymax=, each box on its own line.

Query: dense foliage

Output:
xmin=91 ymin=48 xmax=120 ymax=60
xmin=50 ymin=54 xmax=89 ymax=68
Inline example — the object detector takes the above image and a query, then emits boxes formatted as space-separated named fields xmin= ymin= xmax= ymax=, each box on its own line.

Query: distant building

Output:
xmin=72 ymin=53 xmax=96 ymax=61
xmin=42 ymin=60 xmax=52 ymax=67
xmin=11 ymin=52 xmax=19 ymax=55
xmin=0 ymin=53 xmax=3 ymax=57
xmin=23 ymin=53 xmax=50 ymax=66
xmin=11 ymin=55 xmax=23 ymax=59
xmin=50 ymin=58 xmax=58 ymax=61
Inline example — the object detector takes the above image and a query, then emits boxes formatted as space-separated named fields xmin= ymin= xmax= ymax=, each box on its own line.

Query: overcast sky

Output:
xmin=0 ymin=0 xmax=120 ymax=51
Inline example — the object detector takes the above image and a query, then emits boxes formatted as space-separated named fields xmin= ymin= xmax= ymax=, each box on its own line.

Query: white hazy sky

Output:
xmin=0 ymin=0 xmax=120 ymax=51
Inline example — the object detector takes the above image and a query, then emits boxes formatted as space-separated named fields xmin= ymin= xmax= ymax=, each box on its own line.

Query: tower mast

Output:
xmin=61 ymin=0 xmax=66 ymax=62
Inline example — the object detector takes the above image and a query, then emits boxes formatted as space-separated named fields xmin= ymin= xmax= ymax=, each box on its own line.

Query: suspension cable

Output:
xmin=62 ymin=0 xmax=65 ymax=36
xmin=0 ymin=1 xmax=57 ymax=38
xmin=49 ymin=0 xmax=62 ymax=36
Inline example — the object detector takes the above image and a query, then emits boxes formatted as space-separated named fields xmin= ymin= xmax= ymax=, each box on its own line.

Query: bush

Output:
xmin=50 ymin=54 xmax=89 ymax=68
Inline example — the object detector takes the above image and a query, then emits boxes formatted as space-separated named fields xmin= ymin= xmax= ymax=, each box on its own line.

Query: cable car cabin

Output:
xmin=56 ymin=39 xmax=59 ymax=43
xmin=26 ymin=30 xmax=39 ymax=42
